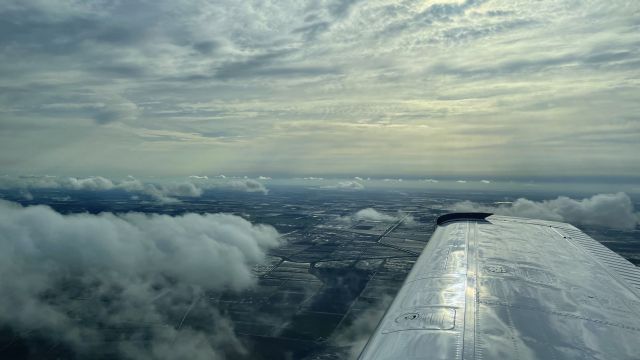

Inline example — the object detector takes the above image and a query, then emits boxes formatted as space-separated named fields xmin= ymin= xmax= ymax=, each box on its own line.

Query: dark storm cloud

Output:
xmin=0 ymin=200 xmax=281 ymax=358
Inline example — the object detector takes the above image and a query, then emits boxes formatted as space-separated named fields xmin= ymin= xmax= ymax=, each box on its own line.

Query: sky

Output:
xmin=1 ymin=0 xmax=639 ymax=179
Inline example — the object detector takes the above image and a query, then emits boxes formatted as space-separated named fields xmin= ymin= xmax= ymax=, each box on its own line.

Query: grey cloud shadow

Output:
xmin=293 ymin=0 xmax=362 ymax=41
xmin=381 ymin=0 xmax=487 ymax=36
xmin=210 ymin=51 xmax=341 ymax=80
xmin=0 ymin=9 xmax=148 ymax=55
xmin=293 ymin=21 xmax=331 ymax=41
xmin=93 ymin=64 xmax=148 ymax=78
xmin=328 ymin=0 xmax=362 ymax=19
xmin=429 ymin=48 xmax=640 ymax=78
xmin=192 ymin=40 xmax=220 ymax=55
xmin=437 ymin=19 xmax=537 ymax=43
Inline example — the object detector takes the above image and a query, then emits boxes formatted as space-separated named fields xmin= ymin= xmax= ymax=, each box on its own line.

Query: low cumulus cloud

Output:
xmin=128 ymin=181 xmax=204 ymax=202
xmin=340 ymin=208 xmax=415 ymax=225
xmin=0 ymin=175 xmax=107 ymax=191
xmin=0 ymin=175 xmax=202 ymax=203
xmin=452 ymin=192 xmax=639 ymax=230
xmin=0 ymin=175 xmax=270 ymax=202
xmin=323 ymin=180 xmax=364 ymax=190
xmin=187 ymin=176 xmax=268 ymax=195
xmin=352 ymin=208 xmax=397 ymax=222
xmin=228 ymin=179 xmax=269 ymax=194
xmin=339 ymin=181 xmax=365 ymax=190
xmin=0 ymin=200 xmax=281 ymax=359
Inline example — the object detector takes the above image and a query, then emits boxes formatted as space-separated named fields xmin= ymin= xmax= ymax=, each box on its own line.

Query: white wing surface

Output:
xmin=358 ymin=213 xmax=640 ymax=360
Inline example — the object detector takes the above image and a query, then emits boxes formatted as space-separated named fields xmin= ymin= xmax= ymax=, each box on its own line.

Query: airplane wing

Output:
xmin=358 ymin=213 xmax=640 ymax=360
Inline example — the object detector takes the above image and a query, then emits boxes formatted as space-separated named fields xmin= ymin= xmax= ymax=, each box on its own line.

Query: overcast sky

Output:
xmin=1 ymin=0 xmax=639 ymax=179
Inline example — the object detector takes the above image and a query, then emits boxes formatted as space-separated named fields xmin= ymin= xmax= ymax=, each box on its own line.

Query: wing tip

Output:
xmin=436 ymin=212 xmax=493 ymax=226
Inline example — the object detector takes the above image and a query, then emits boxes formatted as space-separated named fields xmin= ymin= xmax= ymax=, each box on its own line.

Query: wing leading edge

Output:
xmin=358 ymin=213 xmax=640 ymax=360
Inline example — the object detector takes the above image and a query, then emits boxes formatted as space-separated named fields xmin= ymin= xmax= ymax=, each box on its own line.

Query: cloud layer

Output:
xmin=228 ymin=179 xmax=269 ymax=195
xmin=453 ymin=192 xmax=640 ymax=230
xmin=0 ymin=200 xmax=281 ymax=358
xmin=323 ymin=180 xmax=365 ymax=191
xmin=1 ymin=1 xmax=638 ymax=178
xmin=0 ymin=175 xmax=269 ymax=202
